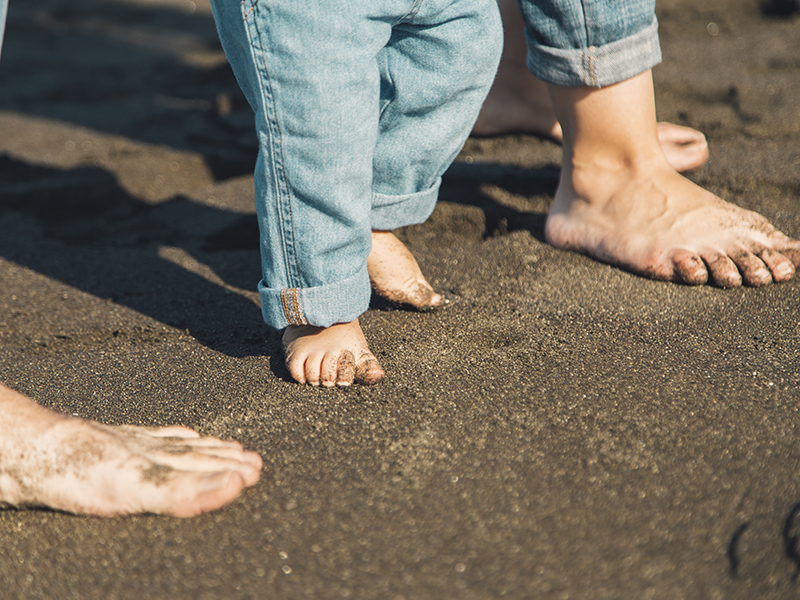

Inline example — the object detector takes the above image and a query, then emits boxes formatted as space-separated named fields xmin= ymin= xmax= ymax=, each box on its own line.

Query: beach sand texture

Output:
xmin=1 ymin=0 xmax=799 ymax=597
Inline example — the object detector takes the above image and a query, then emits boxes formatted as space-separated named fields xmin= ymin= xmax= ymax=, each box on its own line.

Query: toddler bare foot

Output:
xmin=368 ymin=230 xmax=442 ymax=310
xmin=547 ymin=155 xmax=799 ymax=287
xmin=0 ymin=384 xmax=262 ymax=517
xmin=283 ymin=319 xmax=384 ymax=387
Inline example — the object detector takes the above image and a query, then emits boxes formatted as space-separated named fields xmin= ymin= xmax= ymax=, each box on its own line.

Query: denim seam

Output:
xmin=243 ymin=0 xmax=305 ymax=314
xmin=578 ymin=0 xmax=595 ymax=87
xmin=280 ymin=288 xmax=308 ymax=326
xmin=582 ymin=47 xmax=597 ymax=87
xmin=241 ymin=0 xmax=255 ymax=21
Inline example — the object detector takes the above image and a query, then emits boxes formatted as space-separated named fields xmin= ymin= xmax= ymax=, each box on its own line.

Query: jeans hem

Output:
xmin=526 ymin=17 xmax=662 ymax=88
xmin=259 ymin=263 xmax=371 ymax=329
xmin=371 ymin=177 xmax=441 ymax=230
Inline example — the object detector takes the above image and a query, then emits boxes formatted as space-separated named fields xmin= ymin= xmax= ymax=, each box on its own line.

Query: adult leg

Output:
xmin=520 ymin=0 xmax=800 ymax=286
xmin=0 ymin=382 xmax=261 ymax=517
xmin=546 ymin=71 xmax=799 ymax=286
xmin=472 ymin=0 xmax=709 ymax=173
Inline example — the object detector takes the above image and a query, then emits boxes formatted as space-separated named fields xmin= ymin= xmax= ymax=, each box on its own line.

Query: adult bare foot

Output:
xmin=283 ymin=319 xmax=384 ymax=387
xmin=472 ymin=0 xmax=709 ymax=173
xmin=368 ymin=230 xmax=442 ymax=310
xmin=0 ymin=383 xmax=262 ymax=517
xmin=545 ymin=71 xmax=800 ymax=287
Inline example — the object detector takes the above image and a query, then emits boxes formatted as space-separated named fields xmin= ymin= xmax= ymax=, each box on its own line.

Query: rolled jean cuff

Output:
xmin=371 ymin=177 xmax=441 ymax=231
xmin=526 ymin=17 xmax=662 ymax=88
xmin=259 ymin=263 xmax=371 ymax=330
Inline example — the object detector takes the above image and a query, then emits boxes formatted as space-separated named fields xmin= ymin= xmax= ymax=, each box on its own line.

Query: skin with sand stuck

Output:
xmin=0 ymin=382 xmax=262 ymax=517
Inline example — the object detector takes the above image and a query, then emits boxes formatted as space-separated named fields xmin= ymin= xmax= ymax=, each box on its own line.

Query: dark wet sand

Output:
xmin=1 ymin=0 xmax=799 ymax=597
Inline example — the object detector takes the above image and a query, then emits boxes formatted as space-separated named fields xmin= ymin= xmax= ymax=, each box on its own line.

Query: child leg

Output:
xmin=367 ymin=0 xmax=503 ymax=307
xmin=211 ymin=0 xmax=397 ymax=385
xmin=287 ymin=0 xmax=502 ymax=383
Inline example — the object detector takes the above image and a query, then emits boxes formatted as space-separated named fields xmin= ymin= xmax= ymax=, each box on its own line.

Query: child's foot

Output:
xmin=368 ymin=230 xmax=442 ymax=310
xmin=283 ymin=319 xmax=385 ymax=387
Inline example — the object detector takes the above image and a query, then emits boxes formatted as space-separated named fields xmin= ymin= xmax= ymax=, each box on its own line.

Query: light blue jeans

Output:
xmin=0 ymin=0 xmax=7 ymax=62
xmin=518 ymin=0 xmax=661 ymax=87
xmin=210 ymin=0 xmax=502 ymax=329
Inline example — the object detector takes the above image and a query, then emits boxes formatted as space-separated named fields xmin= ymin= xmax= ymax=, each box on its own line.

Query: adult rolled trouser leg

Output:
xmin=517 ymin=0 xmax=661 ymax=87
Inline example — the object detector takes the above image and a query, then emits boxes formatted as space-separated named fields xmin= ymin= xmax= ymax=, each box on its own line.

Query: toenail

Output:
xmin=200 ymin=471 xmax=232 ymax=493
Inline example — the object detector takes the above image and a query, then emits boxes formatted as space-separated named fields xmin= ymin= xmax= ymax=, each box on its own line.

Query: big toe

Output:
xmin=183 ymin=470 xmax=247 ymax=517
xmin=402 ymin=278 xmax=442 ymax=310
xmin=657 ymin=123 xmax=709 ymax=172
xmin=671 ymin=249 xmax=708 ymax=285
xmin=355 ymin=353 xmax=385 ymax=386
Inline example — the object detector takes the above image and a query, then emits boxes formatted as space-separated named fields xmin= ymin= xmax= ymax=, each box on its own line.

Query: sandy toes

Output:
xmin=281 ymin=232 xmax=436 ymax=387
xmin=283 ymin=320 xmax=384 ymax=387
xmin=0 ymin=385 xmax=262 ymax=517
xmin=368 ymin=230 xmax=442 ymax=310
xmin=547 ymin=162 xmax=800 ymax=287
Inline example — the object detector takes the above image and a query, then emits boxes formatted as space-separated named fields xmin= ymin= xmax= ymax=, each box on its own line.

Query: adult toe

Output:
xmin=759 ymin=249 xmax=795 ymax=282
xmin=671 ymin=249 xmax=708 ymax=285
xmin=701 ymin=250 xmax=742 ymax=288
xmin=731 ymin=250 xmax=772 ymax=286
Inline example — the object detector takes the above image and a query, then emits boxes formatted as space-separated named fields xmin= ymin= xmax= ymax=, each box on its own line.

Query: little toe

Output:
xmin=759 ymin=249 xmax=795 ymax=282
xmin=701 ymin=251 xmax=742 ymax=288
xmin=671 ymin=249 xmax=708 ymax=285
xmin=354 ymin=353 xmax=385 ymax=386
xmin=731 ymin=251 xmax=772 ymax=286
xmin=336 ymin=350 xmax=356 ymax=386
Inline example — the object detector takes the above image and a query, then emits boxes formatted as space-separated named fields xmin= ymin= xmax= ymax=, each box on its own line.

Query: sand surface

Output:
xmin=1 ymin=0 xmax=799 ymax=598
